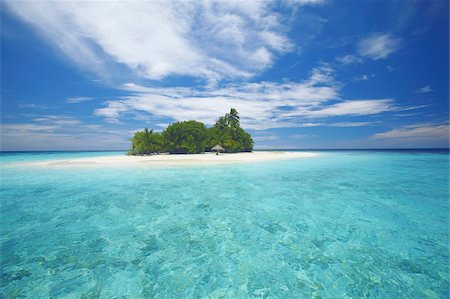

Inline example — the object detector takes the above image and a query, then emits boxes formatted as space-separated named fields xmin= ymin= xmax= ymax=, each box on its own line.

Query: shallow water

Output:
xmin=1 ymin=151 xmax=448 ymax=298
xmin=0 ymin=150 xmax=125 ymax=164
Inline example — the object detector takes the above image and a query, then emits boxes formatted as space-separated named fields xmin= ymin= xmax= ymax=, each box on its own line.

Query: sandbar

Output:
xmin=19 ymin=151 xmax=319 ymax=167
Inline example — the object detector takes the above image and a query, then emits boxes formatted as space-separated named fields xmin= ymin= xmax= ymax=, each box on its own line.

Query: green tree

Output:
xmin=129 ymin=109 xmax=253 ymax=155
xmin=226 ymin=108 xmax=240 ymax=128
xmin=207 ymin=125 xmax=232 ymax=149
xmin=236 ymin=127 xmax=253 ymax=152
xmin=163 ymin=120 xmax=207 ymax=154
xmin=216 ymin=116 xmax=228 ymax=130
xmin=129 ymin=128 xmax=163 ymax=155
xmin=208 ymin=108 xmax=253 ymax=153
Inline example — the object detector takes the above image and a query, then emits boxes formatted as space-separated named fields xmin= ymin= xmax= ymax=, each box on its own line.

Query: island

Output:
xmin=128 ymin=108 xmax=254 ymax=155
xmin=11 ymin=108 xmax=319 ymax=168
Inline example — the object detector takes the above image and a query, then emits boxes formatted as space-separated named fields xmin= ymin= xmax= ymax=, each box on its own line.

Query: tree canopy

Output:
xmin=129 ymin=128 xmax=163 ymax=155
xmin=128 ymin=108 xmax=253 ymax=155
xmin=163 ymin=120 xmax=207 ymax=154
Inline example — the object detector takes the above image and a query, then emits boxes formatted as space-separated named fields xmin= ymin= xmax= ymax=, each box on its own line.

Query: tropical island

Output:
xmin=128 ymin=108 xmax=254 ymax=155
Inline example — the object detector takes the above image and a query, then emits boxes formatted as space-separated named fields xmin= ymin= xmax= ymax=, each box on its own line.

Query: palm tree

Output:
xmin=227 ymin=108 xmax=240 ymax=128
xmin=143 ymin=128 xmax=154 ymax=154
xmin=213 ymin=116 xmax=232 ymax=147
xmin=216 ymin=116 xmax=228 ymax=130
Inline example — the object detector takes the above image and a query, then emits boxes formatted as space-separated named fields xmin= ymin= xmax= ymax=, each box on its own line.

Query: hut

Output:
xmin=211 ymin=144 xmax=225 ymax=155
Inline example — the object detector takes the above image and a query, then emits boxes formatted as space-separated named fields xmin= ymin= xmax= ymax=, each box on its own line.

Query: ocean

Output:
xmin=0 ymin=150 xmax=448 ymax=298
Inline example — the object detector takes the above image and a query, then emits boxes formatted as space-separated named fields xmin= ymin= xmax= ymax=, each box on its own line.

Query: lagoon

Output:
xmin=1 ymin=150 xmax=448 ymax=297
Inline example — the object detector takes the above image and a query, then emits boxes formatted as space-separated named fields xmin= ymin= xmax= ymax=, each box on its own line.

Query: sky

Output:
xmin=1 ymin=0 xmax=449 ymax=150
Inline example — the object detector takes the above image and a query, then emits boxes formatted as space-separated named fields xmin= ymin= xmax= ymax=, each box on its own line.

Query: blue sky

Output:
xmin=1 ymin=0 xmax=448 ymax=150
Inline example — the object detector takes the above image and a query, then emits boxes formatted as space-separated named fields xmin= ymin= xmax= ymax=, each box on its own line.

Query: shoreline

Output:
xmin=15 ymin=151 xmax=319 ymax=167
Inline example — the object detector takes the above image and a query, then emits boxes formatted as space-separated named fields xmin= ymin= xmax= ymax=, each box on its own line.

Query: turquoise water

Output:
xmin=0 ymin=151 xmax=125 ymax=164
xmin=1 ymin=151 xmax=448 ymax=298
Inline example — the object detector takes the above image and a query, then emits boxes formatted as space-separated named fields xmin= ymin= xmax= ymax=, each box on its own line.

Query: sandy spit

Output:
xmin=20 ymin=151 xmax=319 ymax=167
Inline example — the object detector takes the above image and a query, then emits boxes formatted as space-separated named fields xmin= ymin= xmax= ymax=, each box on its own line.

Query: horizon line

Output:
xmin=0 ymin=148 xmax=449 ymax=153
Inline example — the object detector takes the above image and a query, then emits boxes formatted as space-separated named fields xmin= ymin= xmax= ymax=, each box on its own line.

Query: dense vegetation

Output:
xmin=128 ymin=108 xmax=253 ymax=155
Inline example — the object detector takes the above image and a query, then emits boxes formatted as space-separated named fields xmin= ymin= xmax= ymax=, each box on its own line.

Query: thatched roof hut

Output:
xmin=211 ymin=144 xmax=225 ymax=152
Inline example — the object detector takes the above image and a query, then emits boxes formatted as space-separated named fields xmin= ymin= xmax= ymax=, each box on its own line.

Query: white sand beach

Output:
xmin=21 ymin=151 xmax=318 ymax=167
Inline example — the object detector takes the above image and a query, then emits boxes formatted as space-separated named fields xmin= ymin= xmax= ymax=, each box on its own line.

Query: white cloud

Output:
xmin=328 ymin=121 xmax=373 ymax=127
xmin=290 ymin=134 xmax=308 ymax=139
xmin=352 ymin=74 xmax=375 ymax=82
xmin=95 ymin=66 xmax=343 ymax=129
xmin=93 ymin=66 xmax=401 ymax=130
xmin=253 ymin=135 xmax=279 ymax=142
xmin=32 ymin=115 xmax=82 ymax=125
xmin=0 ymin=130 xmax=130 ymax=151
xmin=299 ymin=99 xmax=395 ymax=117
xmin=0 ymin=124 xmax=58 ymax=133
xmin=358 ymin=33 xmax=401 ymax=60
xmin=254 ymin=144 xmax=302 ymax=149
xmin=65 ymin=97 xmax=93 ymax=103
xmin=372 ymin=123 xmax=449 ymax=141
xmin=396 ymin=104 xmax=429 ymax=112
xmin=415 ymin=85 xmax=433 ymax=94
xmin=5 ymin=1 xmax=294 ymax=83
xmin=0 ymin=118 xmax=133 ymax=151
xmin=284 ymin=0 xmax=327 ymax=6
xmin=18 ymin=103 xmax=48 ymax=109
xmin=297 ymin=123 xmax=324 ymax=127
xmin=336 ymin=54 xmax=363 ymax=64
xmin=307 ymin=63 xmax=336 ymax=85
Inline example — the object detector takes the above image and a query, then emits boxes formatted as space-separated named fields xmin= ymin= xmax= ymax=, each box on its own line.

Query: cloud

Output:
xmin=328 ymin=121 xmax=373 ymax=127
xmin=357 ymin=33 xmax=401 ymax=60
xmin=93 ymin=66 xmax=402 ymax=130
xmin=336 ymin=54 xmax=363 ymax=64
xmin=0 ymin=117 xmax=134 ymax=151
xmin=0 ymin=129 xmax=130 ymax=151
xmin=415 ymin=85 xmax=433 ymax=94
xmin=32 ymin=115 xmax=82 ymax=125
xmin=18 ymin=103 xmax=48 ymax=109
xmin=0 ymin=124 xmax=58 ymax=133
xmin=284 ymin=0 xmax=326 ymax=6
xmin=297 ymin=123 xmax=324 ymax=127
xmin=5 ymin=1 xmax=296 ymax=83
xmin=65 ymin=97 xmax=94 ymax=103
xmin=290 ymin=134 xmax=308 ymax=139
xmin=372 ymin=123 xmax=449 ymax=142
xmin=253 ymin=135 xmax=279 ymax=142
xmin=396 ymin=104 xmax=429 ymax=112
xmin=94 ymin=66 xmax=342 ymax=129
xmin=386 ymin=65 xmax=395 ymax=72
xmin=301 ymin=99 xmax=395 ymax=117
xmin=352 ymin=74 xmax=375 ymax=82
xmin=307 ymin=63 xmax=336 ymax=85
xmin=336 ymin=34 xmax=400 ymax=65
